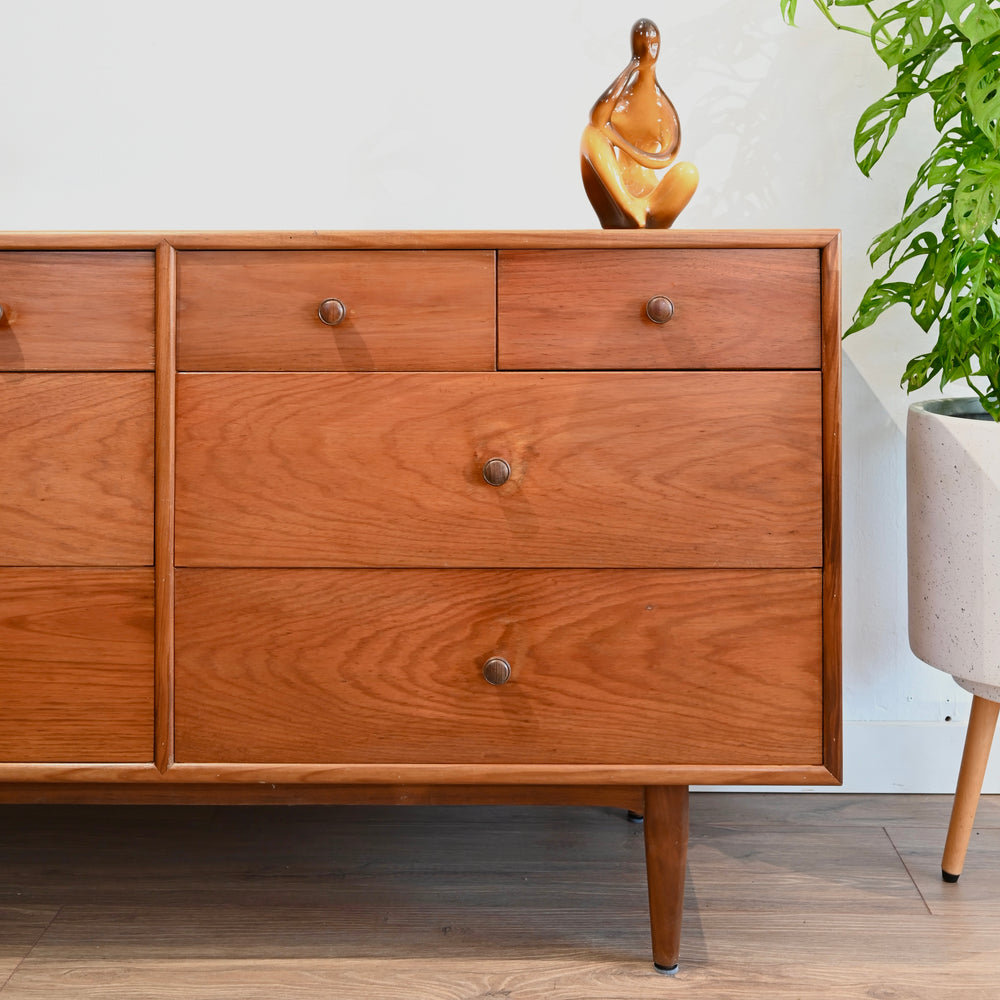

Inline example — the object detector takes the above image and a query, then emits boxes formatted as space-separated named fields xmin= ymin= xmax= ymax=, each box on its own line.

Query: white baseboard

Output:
xmin=694 ymin=721 xmax=1000 ymax=794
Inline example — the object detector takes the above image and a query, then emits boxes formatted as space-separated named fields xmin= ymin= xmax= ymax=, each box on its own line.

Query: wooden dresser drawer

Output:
xmin=0 ymin=373 xmax=154 ymax=566
xmin=176 ymin=250 xmax=496 ymax=371
xmin=0 ymin=252 xmax=154 ymax=371
xmin=174 ymin=567 xmax=823 ymax=766
xmin=0 ymin=569 xmax=154 ymax=762
xmin=497 ymin=249 xmax=821 ymax=370
xmin=174 ymin=371 xmax=822 ymax=568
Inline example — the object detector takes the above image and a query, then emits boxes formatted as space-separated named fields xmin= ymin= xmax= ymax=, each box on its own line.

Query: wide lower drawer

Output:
xmin=0 ymin=252 xmax=155 ymax=371
xmin=174 ymin=568 xmax=824 ymax=766
xmin=0 ymin=373 xmax=154 ymax=566
xmin=176 ymin=250 xmax=496 ymax=371
xmin=498 ymin=249 xmax=821 ymax=370
xmin=174 ymin=371 xmax=822 ymax=568
xmin=0 ymin=569 xmax=154 ymax=762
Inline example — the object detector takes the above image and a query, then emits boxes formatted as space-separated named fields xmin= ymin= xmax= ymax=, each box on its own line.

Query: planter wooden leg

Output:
xmin=942 ymin=694 xmax=1000 ymax=882
xmin=643 ymin=784 xmax=689 ymax=974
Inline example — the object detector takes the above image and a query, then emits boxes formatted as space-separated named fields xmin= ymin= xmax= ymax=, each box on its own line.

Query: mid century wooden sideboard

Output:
xmin=0 ymin=230 xmax=841 ymax=972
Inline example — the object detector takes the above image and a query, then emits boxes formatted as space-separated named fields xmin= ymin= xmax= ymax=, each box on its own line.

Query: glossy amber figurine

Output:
xmin=581 ymin=19 xmax=698 ymax=229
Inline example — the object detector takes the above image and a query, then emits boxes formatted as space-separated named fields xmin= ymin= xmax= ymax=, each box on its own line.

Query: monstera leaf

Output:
xmin=965 ymin=40 xmax=1000 ymax=148
xmin=942 ymin=0 xmax=1000 ymax=42
xmin=854 ymin=80 xmax=926 ymax=175
xmin=955 ymin=156 xmax=1000 ymax=240
xmin=783 ymin=0 xmax=1000 ymax=418
xmin=872 ymin=0 xmax=945 ymax=66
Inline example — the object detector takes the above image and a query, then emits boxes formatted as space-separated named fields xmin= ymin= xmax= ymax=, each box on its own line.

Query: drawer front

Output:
xmin=175 ymin=568 xmax=824 ymax=766
xmin=497 ymin=249 xmax=821 ymax=370
xmin=0 ymin=374 xmax=154 ymax=566
xmin=177 ymin=250 xmax=496 ymax=371
xmin=0 ymin=569 xmax=154 ymax=762
xmin=0 ymin=252 xmax=155 ymax=371
xmin=175 ymin=371 xmax=822 ymax=568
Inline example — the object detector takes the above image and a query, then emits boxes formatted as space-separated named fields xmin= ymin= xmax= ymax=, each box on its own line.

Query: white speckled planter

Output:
xmin=907 ymin=398 xmax=1000 ymax=701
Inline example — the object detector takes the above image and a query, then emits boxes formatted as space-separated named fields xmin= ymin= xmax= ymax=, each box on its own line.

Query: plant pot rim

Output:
xmin=909 ymin=397 xmax=991 ymax=420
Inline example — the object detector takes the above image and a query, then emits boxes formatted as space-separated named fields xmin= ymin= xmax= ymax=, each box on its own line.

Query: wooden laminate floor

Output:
xmin=1 ymin=794 xmax=998 ymax=998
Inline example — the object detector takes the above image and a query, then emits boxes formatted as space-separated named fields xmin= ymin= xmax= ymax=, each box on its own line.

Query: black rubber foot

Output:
xmin=654 ymin=962 xmax=679 ymax=976
xmin=626 ymin=810 xmax=644 ymax=824
xmin=942 ymin=869 xmax=961 ymax=883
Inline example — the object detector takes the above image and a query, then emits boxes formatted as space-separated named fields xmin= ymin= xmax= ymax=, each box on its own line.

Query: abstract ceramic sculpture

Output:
xmin=581 ymin=18 xmax=698 ymax=229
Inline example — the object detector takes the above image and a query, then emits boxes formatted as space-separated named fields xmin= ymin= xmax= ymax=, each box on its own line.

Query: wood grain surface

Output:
xmin=643 ymin=785 xmax=688 ymax=970
xmin=154 ymin=243 xmax=177 ymax=772
xmin=0 ymin=569 xmax=153 ymax=762
xmin=0 ymin=782 xmax=645 ymax=808
xmin=0 ymin=374 xmax=154 ymax=566
xmin=173 ymin=567 xmax=823 ymax=766
xmin=498 ymin=249 xmax=820 ymax=370
xmin=0 ymin=228 xmax=843 ymax=250
xmin=0 ymin=252 xmax=154 ymax=371
xmin=176 ymin=250 xmax=496 ymax=371
xmin=174 ymin=371 xmax=823 ymax=568
xmin=0 ymin=761 xmax=841 ymax=788
xmin=821 ymin=232 xmax=843 ymax=781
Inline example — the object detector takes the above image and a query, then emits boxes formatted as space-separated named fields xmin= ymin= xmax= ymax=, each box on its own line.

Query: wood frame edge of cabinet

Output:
xmin=0 ymin=229 xmax=843 ymax=251
xmin=0 ymin=763 xmax=842 ymax=785
xmin=0 ymin=782 xmax=646 ymax=808
xmin=154 ymin=242 xmax=177 ymax=773
xmin=821 ymin=230 xmax=844 ymax=785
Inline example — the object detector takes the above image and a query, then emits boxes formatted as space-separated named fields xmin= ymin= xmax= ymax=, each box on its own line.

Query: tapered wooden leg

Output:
xmin=942 ymin=694 xmax=1000 ymax=882
xmin=643 ymin=784 xmax=689 ymax=974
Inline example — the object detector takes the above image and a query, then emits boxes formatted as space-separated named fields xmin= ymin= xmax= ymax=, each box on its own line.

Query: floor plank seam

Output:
xmin=884 ymin=826 xmax=934 ymax=916
xmin=0 ymin=904 xmax=63 ymax=994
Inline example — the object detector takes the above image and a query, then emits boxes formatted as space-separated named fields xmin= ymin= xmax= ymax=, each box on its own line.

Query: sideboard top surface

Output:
xmin=0 ymin=229 xmax=841 ymax=251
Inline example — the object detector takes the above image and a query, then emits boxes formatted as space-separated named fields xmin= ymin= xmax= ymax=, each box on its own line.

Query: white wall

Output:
xmin=1 ymin=0 xmax=991 ymax=791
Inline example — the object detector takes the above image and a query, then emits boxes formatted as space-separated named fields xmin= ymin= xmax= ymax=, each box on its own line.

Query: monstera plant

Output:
xmin=783 ymin=0 xmax=1000 ymax=885
xmin=783 ymin=0 xmax=1000 ymax=419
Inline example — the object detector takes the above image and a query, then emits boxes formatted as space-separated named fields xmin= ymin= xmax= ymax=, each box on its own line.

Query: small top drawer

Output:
xmin=0 ymin=252 xmax=155 ymax=371
xmin=497 ymin=249 xmax=821 ymax=370
xmin=177 ymin=250 xmax=496 ymax=371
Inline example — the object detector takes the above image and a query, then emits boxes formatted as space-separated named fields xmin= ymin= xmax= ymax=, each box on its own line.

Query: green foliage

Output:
xmin=783 ymin=0 xmax=1000 ymax=419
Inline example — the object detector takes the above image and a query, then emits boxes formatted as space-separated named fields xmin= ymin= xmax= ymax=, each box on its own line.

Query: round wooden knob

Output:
xmin=645 ymin=295 xmax=675 ymax=324
xmin=318 ymin=298 xmax=346 ymax=326
xmin=482 ymin=458 xmax=511 ymax=486
xmin=482 ymin=657 xmax=511 ymax=686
